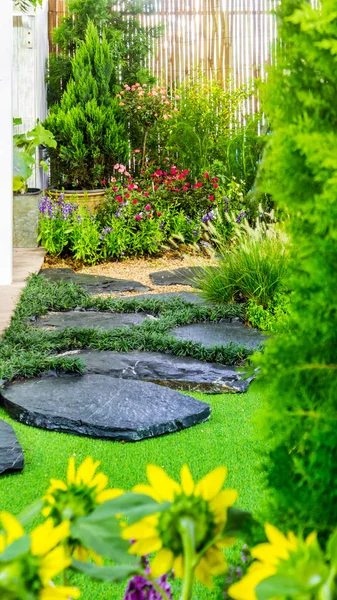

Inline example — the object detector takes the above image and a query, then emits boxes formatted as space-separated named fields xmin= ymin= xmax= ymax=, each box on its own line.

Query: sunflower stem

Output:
xmin=179 ymin=517 xmax=196 ymax=600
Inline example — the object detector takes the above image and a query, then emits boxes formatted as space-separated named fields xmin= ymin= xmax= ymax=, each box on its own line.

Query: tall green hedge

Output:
xmin=255 ymin=0 xmax=337 ymax=536
xmin=45 ymin=23 xmax=129 ymax=189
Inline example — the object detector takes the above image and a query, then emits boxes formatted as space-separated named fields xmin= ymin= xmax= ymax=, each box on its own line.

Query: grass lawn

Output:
xmin=0 ymin=387 xmax=264 ymax=599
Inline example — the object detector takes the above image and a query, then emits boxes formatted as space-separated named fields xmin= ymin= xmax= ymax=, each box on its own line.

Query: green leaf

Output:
xmin=0 ymin=536 xmax=30 ymax=562
xmin=13 ymin=118 xmax=22 ymax=126
xmin=92 ymin=493 xmax=170 ymax=525
xmin=72 ymin=559 xmax=141 ymax=582
xmin=256 ymin=574 xmax=306 ymax=600
xmin=13 ymin=150 xmax=34 ymax=191
xmin=328 ymin=530 xmax=337 ymax=568
xmin=17 ymin=500 xmax=43 ymax=527
xmin=71 ymin=513 xmax=134 ymax=563
xmin=223 ymin=507 xmax=254 ymax=537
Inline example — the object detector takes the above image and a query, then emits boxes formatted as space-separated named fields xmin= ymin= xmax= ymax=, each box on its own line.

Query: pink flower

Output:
xmin=137 ymin=106 xmax=142 ymax=110
xmin=134 ymin=149 xmax=141 ymax=153
xmin=132 ymin=199 xmax=138 ymax=205
xmin=213 ymin=183 xmax=219 ymax=188
xmin=125 ymin=193 xmax=130 ymax=199
xmin=195 ymin=182 xmax=203 ymax=188
xmin=144 ymin=192 xmax=149 ymax=197
xmin=114 ymin=164 xmax=120 ymax=170
xmin=182 ymin=169 xmax=189 ymax=176
xmin=120 ymin=91 xmax=124 ymax=95
xmin=212 ymin=177 xmax=219 ymax=182
xmin=204 ymin=172 xmax=209 ymax=178
xmin=135 ymin=214 xmax=142 ymax=221
xmin=163 ymin=114 xmax=168 ymax=120
xmin=209 ymin=195 xmax=215 ymax=201
xmin=182 ymin=186 xmax=189 ymax=191
xmin=145 ymin=204 xmax=151 ymax=211
xmin=124 ymin=172 xmax=130 ymax=177
xmin=101 ymin=179 xmax=106 ymax=185
xmin=119 ymin=102 xmax=125 ymax=106
xmin=113 ymin=186 xmax=118 ymax=192
xmin=124 ymin=84 xmax=131 ymax=90
xmin=128 ymin=184 xmax=135 ymax=191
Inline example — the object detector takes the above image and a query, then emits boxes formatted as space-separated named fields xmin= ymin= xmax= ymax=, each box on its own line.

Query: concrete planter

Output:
xmin=13 ymin=189 xmax=42 ymax=248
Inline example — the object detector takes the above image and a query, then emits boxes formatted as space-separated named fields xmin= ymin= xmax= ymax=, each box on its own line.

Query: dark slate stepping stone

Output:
xmin=73 ymin=350 xmax=253 ymax=393
xmin=172 ymin=321 xmax=267 ymax=349
xmin=40 ymin=268 xmax=150 ymax=294
xmin=33 ymin=310 xmax=149 ymax=331
xmin=0 ymin=376 xmax=210 ymax=442
xmin=122 ymin=291 xmax=207 ymax=304
xmin=150 ymin=267 xmax=215 ymax=287
xmin=0 ymin=420 xmax=24 ymax=475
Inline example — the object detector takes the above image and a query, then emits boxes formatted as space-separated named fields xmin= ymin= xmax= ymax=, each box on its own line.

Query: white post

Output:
xmin=0 ymin=0 xmax=13 ymax=285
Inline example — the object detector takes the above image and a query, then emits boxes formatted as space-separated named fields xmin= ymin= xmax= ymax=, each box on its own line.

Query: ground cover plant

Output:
xmin=0 ymin=275 xmax=249 ymax=383
xmin=253 ymin=0 xmax=337 ymax=537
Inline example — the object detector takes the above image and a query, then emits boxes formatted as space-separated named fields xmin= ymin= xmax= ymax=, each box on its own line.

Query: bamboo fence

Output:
xmin=48 ymin=0 xmax=278 ymax=91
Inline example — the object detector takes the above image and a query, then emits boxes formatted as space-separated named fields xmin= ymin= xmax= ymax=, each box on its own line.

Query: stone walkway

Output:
xmin=0 ymin=265 xmax=264 ymax=471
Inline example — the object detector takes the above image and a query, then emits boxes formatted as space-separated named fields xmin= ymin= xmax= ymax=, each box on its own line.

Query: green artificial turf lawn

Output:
xmin=0 ymin=387 xmax=264 ymax=599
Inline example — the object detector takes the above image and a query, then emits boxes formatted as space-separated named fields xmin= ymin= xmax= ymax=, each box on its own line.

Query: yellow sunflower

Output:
xmin=0 ymin=511 xmax=80 ymax=600
xmin=228 ymin=524 xmax=317 ymax=600
xmin=43 ymin=456 xmax=124 ymax=564
xmin=122 ymin=464 xmax=237 ymax=587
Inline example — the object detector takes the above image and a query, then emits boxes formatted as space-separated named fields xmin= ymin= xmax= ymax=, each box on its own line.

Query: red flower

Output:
xmin=101 ymin=179 xmax=107 ymax=185
xmin=116 ymin=195 xmax=123 ymax=202
xmin=113 ymin=187 xmax=118 ymax=192
xmin=125 ymin=193 xmax=130 ymax=199
xmin=128 ymin=184 xmax=135 ymax=191
xmin=144 ymin=192 xmax=149 ymax=197
xmin=182 ymin=169 xmax=189 ymax=175
xmin=132 ymin=199 xmax=138 ymax=205
xmin=203 ymin=172 xmax=209 ymax=179
xmin=135 ymin=214 xmax=142 ymax=221
xmin=157 ymin=211 xmax=162 ymax=216
xmin=182 ymin=186 xmax=189 ymax=191
xmin=154 ymin=185 xmax=159 ymax=190
xmin=212 ymin=177 xmax=219 ymax=182
xmin=145 ymin=204 xmax=151 ymax=211
xmin=213 ymin=183 xmax=219 ymax=189
xmin=209 ymin=195 xmax=215 ymax=201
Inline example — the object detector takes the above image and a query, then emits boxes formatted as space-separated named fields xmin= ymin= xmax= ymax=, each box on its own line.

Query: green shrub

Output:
xmin=194 ymin=217 xmax=289 ymax=307
xmin=246 ymin=293 xmax=290 ymax=332
xmin=44 ymin=23 xmax=129 ymax=189
xmin=254 ymin=0 xmax=337 ymax=536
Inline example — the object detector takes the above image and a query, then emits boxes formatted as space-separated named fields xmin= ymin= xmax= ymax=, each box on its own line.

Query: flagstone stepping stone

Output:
xmin=122 ymin=291 xmax=207 ymax=304
xmin=0 ymin=420 xmax=24 ymax=475
xmin=150 ymin=267 xmax=215 ymax=287
xmin=40 ymin=268 xmax=150 ymax=294
xmin=33 ymin=310 xmax=149 ymax=331
xmin=0 ymin=376 xmax=211 ymax=442
xmin=172 ymin=321 xmax=267 ymax=349
xmin=64 ymin=350 xmax=253 ymax=393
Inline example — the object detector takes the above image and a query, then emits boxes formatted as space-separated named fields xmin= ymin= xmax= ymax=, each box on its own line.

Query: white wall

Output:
xmin=0 ymin=0 xmax=13 ymax=284
xmin=13 ymin=0 xmax=49 ymax=190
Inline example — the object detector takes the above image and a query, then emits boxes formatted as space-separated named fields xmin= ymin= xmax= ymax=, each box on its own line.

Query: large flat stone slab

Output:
xmin=172 ymin=321 xmax=267 ymax=349
xmin=0 ymin=420 xmax=24 ymax=475
xmin=150 ymin=267 xmax=215 ymax=287
xmin=67 ymin=350 xmax=252 ymax=393
xmin=121 ymin=292 xmax=207 ymax=304
xmin=0 ymin=376 xmax=210 ymax=442
xmin=33 ymin=311 xmax=149 ymax=331
xmin=40 ymin=268 xmax=150 ymax=294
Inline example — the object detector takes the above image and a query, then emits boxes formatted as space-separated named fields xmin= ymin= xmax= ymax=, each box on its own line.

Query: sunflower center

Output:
xmin=47 ymin=484 xmax=98 ymax=524
xmin=157 ymin=493 xmax=216 ymax=556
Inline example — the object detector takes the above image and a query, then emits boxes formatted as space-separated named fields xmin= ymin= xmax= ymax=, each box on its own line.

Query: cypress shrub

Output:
xmin=45 ymin=23 xmax=129 ymax=189
xmin=255 ymin=0 xmax=337 ymax=536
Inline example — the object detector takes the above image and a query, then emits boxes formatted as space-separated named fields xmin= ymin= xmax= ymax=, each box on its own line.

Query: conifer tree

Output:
xmin=45 ymin=23 xmax=129 ymax=189
xmin=255 ymin=0 xmax=337 ymax=536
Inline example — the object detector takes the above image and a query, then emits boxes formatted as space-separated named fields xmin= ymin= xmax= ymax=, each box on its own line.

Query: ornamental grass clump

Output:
xmin=254 ymin=0 xmax=337 ymax=537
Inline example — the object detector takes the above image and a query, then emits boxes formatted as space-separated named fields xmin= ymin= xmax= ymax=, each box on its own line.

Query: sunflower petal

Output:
xmin=40 ymin=585 xmax=81 ymax=599
xmin=146 ymin=465 xmax=181 ymax=501
xmin=228 ymin=562 xmax=276 ymax=600
xmin=129 ymin=536 xmax=162 ymax=555
xmin=210 ymin=489 xmax=238 ymax=520
xmin=76 ymin=457 xmax=100 ymax=485
xmin=0 ymin=512 xmax=24 ymax=544
xmin=132 ymin=484 xmax=162 ymax=502
xmin=67 ymin=457 xmax=76 ymax=484
xmin=195 ymin=557 xmax=213 ymax=588
xmin=39 ymin=545 xmax=71 ymax=583
xmin=122 ymin=516 xmax=158 ymax=540
xmin=31 ymin=520 xmax=70 ymax=556
xmin=151 ymin=548 xmax=174 ymax=577
xmin=195 ymin=467 xmax=227 ymax=501
xmin=173 ymin=554 xmax=184 ymax=578
xmin=180 ymin=465 xmax=194 ymax=496
xmin=265 ymin=523 xmax=296 ymax=554
xmin=49 ymin=479 xmax=67 ymax=492
xmin=96 ymin=488 xmax=124 ymax=503
xmin=89 ymin=472 xmax=108 ymax=492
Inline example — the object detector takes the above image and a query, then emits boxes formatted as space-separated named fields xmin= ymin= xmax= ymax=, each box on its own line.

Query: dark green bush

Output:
xmin=45 ymin=23 xmax=129 ymax=189
xmin=255 ymin=0 xmax=337 ymax=536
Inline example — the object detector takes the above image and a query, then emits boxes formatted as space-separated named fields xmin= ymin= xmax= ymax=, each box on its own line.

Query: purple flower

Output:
xmin=193 ymin=229 xmax=199 ymax=236
xmin=115 ymin=211 xmax=122 ymax=218
xmin=236 ymin=211 xmax=247 ymax=224
xmin=123 ymin=574 xmax=172 ymax=600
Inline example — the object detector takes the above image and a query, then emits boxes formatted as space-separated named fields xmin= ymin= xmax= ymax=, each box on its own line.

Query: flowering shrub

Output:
xmin=118 ymin=83 xmax=178 ymax=170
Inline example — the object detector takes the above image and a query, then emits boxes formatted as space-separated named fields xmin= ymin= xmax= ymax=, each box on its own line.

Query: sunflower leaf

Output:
xmin=256 ymin=574 xmax=306 ymax=600
xmin=0 ymin=535 xmax=30 ymax=562
xmin=17 ymin=500 xmax=43 ymax=527
xmin=72 ymin=559 xmax=141 ymax=582
xmin=71 ymin=514 xmax=135 ymax=563
xmin=91 ymin=493 xmax=170 ymax=524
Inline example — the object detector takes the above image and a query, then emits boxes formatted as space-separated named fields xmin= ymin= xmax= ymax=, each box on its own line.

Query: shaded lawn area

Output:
xmin=0 ymin=387 xmax=264 ymax=599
